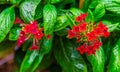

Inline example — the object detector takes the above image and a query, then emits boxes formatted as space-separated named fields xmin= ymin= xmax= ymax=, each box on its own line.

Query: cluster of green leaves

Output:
xmin=0 ymin=0 xmax=120 ymax=72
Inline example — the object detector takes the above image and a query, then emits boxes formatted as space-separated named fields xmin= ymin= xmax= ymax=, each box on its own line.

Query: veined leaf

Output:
xmin=43 ymin=4 xmax=57 ymax=35
xmin=93 ymin=3 xmax=105 ymax=21
xmin=108 ymin=39 xmax=120 ymax=72
xmin=19 ymin=0 xmax=41 ymax=23
xmin=0 ymin=7 xmax=15 ymax=42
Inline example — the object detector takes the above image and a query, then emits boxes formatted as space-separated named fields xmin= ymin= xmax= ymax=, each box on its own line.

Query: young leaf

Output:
xmin=0 ymin=7 xmax=15 ymax=42
xmin=87 ymin=47 xmax=105 ymax=72
xmin=54 ymin=38 xmax=87 ymax=72
xmin=43 ymin=4 xmax=57 ymax=35
xmin=19 ymin=0 xmax=41 ymax=23
xmin=108 ymin=39 xmax=120 ymax=72
xmin=93 ymin=3 xmax=105 ymax=21
xmin=9 ymin=27 xmax=21 ymax=41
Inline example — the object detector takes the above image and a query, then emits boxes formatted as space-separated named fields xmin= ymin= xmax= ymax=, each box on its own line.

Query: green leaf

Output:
xmin=89 ymin=1 xmax=100 ymax=9
xmin=20 ymin=29 xmax=54 ymax=72
xmin=54 ymin=38 xmax=87 ymax=72
xmin=104 ymin=0 xmax=120 ymax=14
xmin=10 ymin=0 xmax=21 ymax=4
xmin=69 ymin=8 xmax=83 ymax=17
xmin=93 ymin=3 xmax=105 ymax=21
xmin=34 ymin=3 xmax=43 ymax=20
xmin=20 ymin=50 xmax=44 ymax=72
xmin=40 ymin=34 xmax=54 ymax=54
xmin=108 ymin=39 xmax=120 ymax=72
xmin=0 ymin=7 xmax=15 ymax=42
xmin=43 ymin=4 xmax=57 ymax=35
xmin=9 ymin=27 xmax=21 ymax=41
xmin=54 ymin=14 xmax=70 ymax=31
xmin=51 ymin=0 xmax=63 ymax=4
xmin=67 ymin=8 xmax=83 ymax=27
xmin=86 ymin=9 xmax=94 ymax=22
xmin=19 ymin=0 xmax=41 ymax=23
xmin=87 ymin=47 xmax=105 ymax=72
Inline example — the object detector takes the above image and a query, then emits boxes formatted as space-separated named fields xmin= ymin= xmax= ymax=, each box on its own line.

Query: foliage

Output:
xmin=0 ymin=0 xmax=120 ymax=72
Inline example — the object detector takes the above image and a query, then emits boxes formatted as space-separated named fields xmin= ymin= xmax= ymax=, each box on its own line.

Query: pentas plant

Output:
xmin=14 ymin=17 xmax=44 ymax=50
xmin=68 ymin=13 xmax=110 ymax=55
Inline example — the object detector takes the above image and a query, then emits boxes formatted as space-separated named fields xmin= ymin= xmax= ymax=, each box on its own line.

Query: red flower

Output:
xmin=29 ymin=45 xmax=39 ymax=50
xmin=86 ymin=45 xmax=96 ymax=55
xmin=81 ymin=13 xmax=88 ymax=19
xmin=17 ymin=20 xmax=44 ymax=50
xmin=93 ymin=28 xmax=103 ymax=36
xmin=93 ymin=41 xmax=102 ymax=49
xmin=17 ymin=31 xmax=26 ymax=47
xmin=75 ymin=13 xmax=88 ymax=22
xmin=76 ymin=16 xmax=83 ymax=22
xmin=67 ymin=14 xmax=110 ymax=55
xmin=34 ymin=29 xmax=44 ymax=40
xmin=23 ymin=21 xmax=39 ymax=34
xmin=23 ymin=24 xmax=31 ymax=34
xmin=76 ymin=45 xmax=86 ymax=54
xmin=103 ymin=29 xmax=110 ymax=37
xmin=46 ymin=34 xmax=51 ymax=39
xmin=72 ymin=25 xmax=80 ymax=33
xmin=14 ymin=17 xmax=23 ymax=24
xmin=68 ymin=30 xmax=76 ymax=38
xmin=97 ymin=21 xmax=110 ymax=37
xmin=79 ymin=22 xmax=87 ymax=31
xmin=87 ymin=31 xmax=97 ymax=41
xmin=97 ymin=21 xmax=107 ymax=29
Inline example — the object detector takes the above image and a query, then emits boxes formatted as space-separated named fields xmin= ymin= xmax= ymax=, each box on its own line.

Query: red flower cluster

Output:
xmin=14 ymin=17 xmax=44 ymax=50
xmin=68 ymin=13 xmax=110 ymax=55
